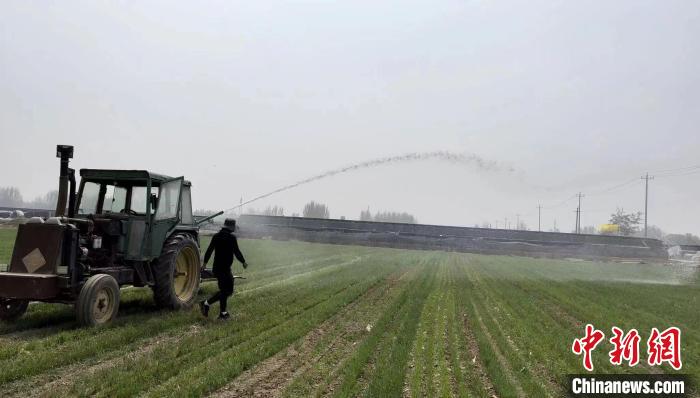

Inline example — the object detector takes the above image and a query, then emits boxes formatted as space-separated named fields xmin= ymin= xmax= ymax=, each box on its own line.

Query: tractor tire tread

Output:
xmin=151 ymin=233 xmax=200 ymax=310
xmin=76 ymin=274 xmax=120 ymax=326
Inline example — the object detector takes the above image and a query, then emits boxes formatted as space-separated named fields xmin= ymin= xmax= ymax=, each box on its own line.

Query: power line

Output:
xmin=587 ymin=177 xmax=641 ymax=196
xmin=650 ymin=164 xmax=700 ymax=175
xmin=540 ymin=177 xmax=637 ymax=213
xmin=543 ymin=194 xmax=577 ymax=209
xmin=655 ymin=168 xmax=700 ymax=178
xmin=583 ymin=208 xmax=615 ymax=214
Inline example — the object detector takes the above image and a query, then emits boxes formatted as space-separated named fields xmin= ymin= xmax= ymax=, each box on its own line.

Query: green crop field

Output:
xmin=0 ymin=228 xmax=698 ymax=397
xmin=0 ymin=228 xmax=16 ymax=269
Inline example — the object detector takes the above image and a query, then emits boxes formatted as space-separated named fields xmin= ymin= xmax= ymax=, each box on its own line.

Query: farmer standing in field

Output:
xmin=200 ymin=218 xmax=248 ymax=320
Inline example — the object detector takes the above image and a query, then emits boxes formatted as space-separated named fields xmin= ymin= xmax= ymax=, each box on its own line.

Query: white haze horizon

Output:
xmin=1 ymin=1 xmax=698 ymax=236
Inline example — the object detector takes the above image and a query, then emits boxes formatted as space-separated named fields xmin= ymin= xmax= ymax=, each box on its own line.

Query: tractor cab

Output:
xmin=75 ymin=170 xmax=196 ymax=262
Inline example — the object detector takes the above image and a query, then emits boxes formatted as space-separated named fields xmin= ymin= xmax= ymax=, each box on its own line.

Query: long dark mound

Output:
xmin=236 ymin=215 xmax=668 ymax=262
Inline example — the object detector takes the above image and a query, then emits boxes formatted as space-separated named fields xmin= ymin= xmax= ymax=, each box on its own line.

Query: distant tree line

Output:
xmin=303 ymin=201 xmax=330 ymax=219
xmin=245 ymin=202 xmax=328 ymax=218
xmin=359 ymin=208 xmax=417 ymax=224
xmin=263 ymin=205 xmax=285 ymax=216
xmin=516 ymin=221 xmax=529 ymax=231
xmin=478 ymin=221 xmax=530 ymax=230
xmin=245 ymin=205 xmax=285 ymax=217
xmin=0 ymin=186 xmax=58 ymax=209
xmin=580 ymin=225 xmax=597 ymax=234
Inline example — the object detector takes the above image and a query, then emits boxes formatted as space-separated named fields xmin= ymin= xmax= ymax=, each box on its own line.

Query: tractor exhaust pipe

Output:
xmin=68 ymin=168 xmax=76 ymax=218
xmin=55 ymin=145 xmax=74 ymax=217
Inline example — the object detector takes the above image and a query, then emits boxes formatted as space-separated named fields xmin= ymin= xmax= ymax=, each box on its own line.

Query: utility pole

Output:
xmin=504 ymin=217 xmax=508 ymax=230
xmin=641 ymin=173 xmax=654 ymax=237
xmin=516 ymin=214 xmax=520 ymax=230
xmin=537 ymin=204 xmax=543 ymax=232
xmin=575 ymin=192 xmax=585 ymax=234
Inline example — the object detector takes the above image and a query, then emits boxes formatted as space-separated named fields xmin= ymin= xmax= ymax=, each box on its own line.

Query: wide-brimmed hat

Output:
xmin=223 ymin=218 xmax=236 ymax=230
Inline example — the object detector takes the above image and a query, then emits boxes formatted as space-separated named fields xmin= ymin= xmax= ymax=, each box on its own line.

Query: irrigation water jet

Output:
xmin=226 ymin=150 xmax=510 ymax=212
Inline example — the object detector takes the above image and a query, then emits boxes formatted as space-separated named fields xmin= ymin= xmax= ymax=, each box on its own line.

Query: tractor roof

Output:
xmin=80 ymin=169 xmax=191 ymax=186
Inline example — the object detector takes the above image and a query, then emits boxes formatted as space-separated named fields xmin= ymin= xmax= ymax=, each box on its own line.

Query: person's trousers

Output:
xmin=208 ymin=270 xmax=234 ymax=313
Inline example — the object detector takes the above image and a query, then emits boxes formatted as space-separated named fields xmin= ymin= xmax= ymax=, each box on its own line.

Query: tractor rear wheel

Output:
xmin=76 ymin=274 xmax=120 ymax=326
xmin=0 ymin=299 xmax=28 ymax=322
xmin=152 ymin=233 xmax=201 ymax=310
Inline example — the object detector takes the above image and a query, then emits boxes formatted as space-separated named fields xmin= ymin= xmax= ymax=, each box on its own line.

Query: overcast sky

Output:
xmin=1 ymin=1 xmax=698 ymax=235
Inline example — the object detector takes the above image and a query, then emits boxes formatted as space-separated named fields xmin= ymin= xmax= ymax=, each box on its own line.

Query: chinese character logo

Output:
xmin=647 ymin=327 xmax=682 ymax=370
xmin=572 ymin=324 xmax=606 ymax=371
xmin=609 ymin=327 xmax=640 ymax=366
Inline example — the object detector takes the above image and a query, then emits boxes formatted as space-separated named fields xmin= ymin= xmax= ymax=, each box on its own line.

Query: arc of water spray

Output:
xmin=224 ymin=150 xmax=510 ymax=212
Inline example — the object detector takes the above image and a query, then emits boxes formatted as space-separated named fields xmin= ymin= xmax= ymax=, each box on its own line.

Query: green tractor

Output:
xmin=0 ymin=145 xmax=221 ymax=326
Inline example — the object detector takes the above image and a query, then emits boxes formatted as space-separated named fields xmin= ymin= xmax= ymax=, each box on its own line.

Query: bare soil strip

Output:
xmin=210 ymin=269 xmax=407 ymax=398
xmin=403 ymin=358 xmax=415 ymax=397
xmin=438 ymin=299 xmax=456 ymax=397
xmin=443 ymin=313 xmax=456 ymax=397
xmin=471 ymin=301 xmax=526 ymax=398
xmin=461 ymin=312 xmax=497 ymax=397
xmin=431 ymin=294 xmax=447 ymax=397
xmin=405 ymin=293 xmax=437 ymax=397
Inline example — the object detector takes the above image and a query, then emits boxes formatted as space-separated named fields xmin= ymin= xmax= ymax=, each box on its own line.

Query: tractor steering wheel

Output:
xmin=121 ymin=209 xmax=139 ymax=216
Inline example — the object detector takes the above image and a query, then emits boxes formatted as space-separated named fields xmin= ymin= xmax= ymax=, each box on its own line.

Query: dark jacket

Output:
xmin=203 ymin=227 xmax=246 ymax=273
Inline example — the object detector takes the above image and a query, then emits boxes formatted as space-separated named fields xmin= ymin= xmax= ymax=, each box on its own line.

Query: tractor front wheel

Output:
xmin=152 ymin=233 xmax=201 ymax=310
xmin=0 ymin=299 xmax=28 ymax=322
xmin=76 ymin=274 xmax=120 ymax=326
